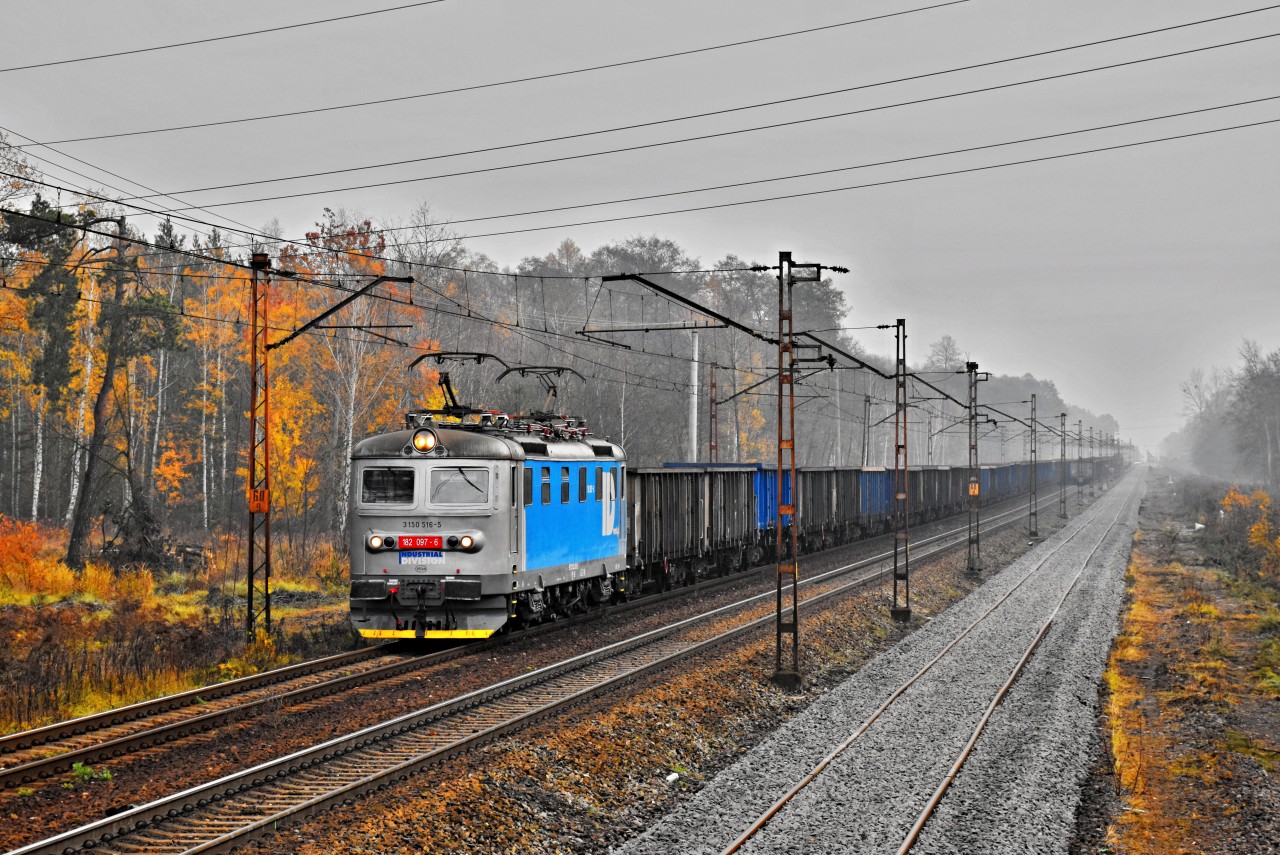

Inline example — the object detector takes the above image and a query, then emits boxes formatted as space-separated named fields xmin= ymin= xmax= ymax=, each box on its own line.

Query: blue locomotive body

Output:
xmin=348 ymin=420 xmax=624 ymax=641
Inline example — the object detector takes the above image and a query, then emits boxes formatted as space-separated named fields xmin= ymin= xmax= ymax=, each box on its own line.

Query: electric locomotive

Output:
xmin=348 ymin=408 xmax=625 ymax=640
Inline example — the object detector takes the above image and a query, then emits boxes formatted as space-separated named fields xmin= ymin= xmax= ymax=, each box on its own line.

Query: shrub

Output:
xmin=114 ymin=566 xmax=157 ymax=606
xmin=0 ymin=517 xmax=75 ymax=602
xmin=77 ymin=563 xmax=115 ymax=602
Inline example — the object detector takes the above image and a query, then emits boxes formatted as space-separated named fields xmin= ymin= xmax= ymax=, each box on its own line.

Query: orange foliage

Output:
xmin=154 ymin=444 xmax=197 ymax=504
xmin=0 ymin=516 xmax=74 ymax=600
xmin=1220 ymin=486 xmax=1280 ymax=579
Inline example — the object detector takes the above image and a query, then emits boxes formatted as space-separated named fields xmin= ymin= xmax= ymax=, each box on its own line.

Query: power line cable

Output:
xmin=300 ymin=113 xmax=1280 ymax=249
xmin=138 ymin=29 xmax=1280 ymax=211
xmin=11 ymin=102 xmax=1277 ymax=281
xmin=313 ymin=94 xmax=1280 ymax=230
xmin=0 ymin=275 xmax=722 ymax=397
xmin=14 ymin=16 xmax=1273 ymax=269
xmin=1 ymin=171 xmax=760 ymax=281
xmin=0 ymin=120 xmax=317 ymax=245
xmin=7 ymin=103 xmax=1269 ymax=295
xmin=0 ymin=1 xmax=447 ymax=75
xmin=15 ymin=0 xmax=973 ymax=147
xmin=0 ymin=206 xmax=781 ymax=380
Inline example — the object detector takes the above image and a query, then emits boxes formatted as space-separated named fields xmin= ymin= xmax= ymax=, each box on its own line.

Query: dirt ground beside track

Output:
xmin=1071 ymin=470 xmax=1280 ymax=855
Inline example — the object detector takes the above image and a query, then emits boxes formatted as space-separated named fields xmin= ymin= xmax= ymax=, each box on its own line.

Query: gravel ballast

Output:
xmin=615 ymin=472 xmax=1142 ymax=855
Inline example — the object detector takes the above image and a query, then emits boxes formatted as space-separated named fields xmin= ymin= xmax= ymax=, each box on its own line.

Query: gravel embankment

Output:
xmin=616 ymin=472 xmax=1142 ymax=855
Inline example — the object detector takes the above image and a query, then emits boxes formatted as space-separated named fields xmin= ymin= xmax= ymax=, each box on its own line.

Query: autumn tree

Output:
xmin=1230 ymin=340 xmax=1280 ymax=485
xmin=277 ymin=208 xmax=412 ymax=545
xmin=61 ymin=215 xmax=183 ymax=569
xmin=0 ymin=129 xmax=37 ymax=208
xmin=925 ymin=335 xmax=964 ymax=371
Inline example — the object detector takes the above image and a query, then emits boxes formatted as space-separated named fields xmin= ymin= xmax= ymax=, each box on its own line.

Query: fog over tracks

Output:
xmin=616 ymin=470 xmax=1142 ymax=855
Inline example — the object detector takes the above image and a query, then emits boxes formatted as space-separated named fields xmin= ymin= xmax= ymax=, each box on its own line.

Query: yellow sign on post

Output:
xmin=968 ymin=481 xmax=980 ymax=497
xmin=248 ymin=488 xmax=270 ymax=514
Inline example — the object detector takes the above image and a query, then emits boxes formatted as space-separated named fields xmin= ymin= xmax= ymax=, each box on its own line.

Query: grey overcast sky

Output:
xmin=2 ymin=0 xmax=1277 ymax=453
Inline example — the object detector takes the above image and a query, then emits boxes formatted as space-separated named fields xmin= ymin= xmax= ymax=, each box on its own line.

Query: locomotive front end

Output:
xmin=349 ymin=427 xmax=519 ymax=640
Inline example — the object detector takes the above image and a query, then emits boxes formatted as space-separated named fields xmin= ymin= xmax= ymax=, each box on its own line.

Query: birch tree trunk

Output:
xmin=149 ymin=348 xmax=166 ymax=485
xmin=201 ymin=342 xmax=210 ymax=530
xmin=30 ymin=389 xmax=44 ymax=520
xmin=65 ymin=280 xmax=97 ymax=526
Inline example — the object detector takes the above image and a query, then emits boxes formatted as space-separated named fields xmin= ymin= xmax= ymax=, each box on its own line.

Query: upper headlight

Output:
xmin=412 ymin=429 xmax=438 ymax=453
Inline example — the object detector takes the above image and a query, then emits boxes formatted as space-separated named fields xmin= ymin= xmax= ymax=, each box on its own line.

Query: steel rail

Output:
xmin=0 ymin=567 xmax=745 ymax=790
xmin=719 ymin=474 xmax=1134 ymax=854
xmin=0 ymin=479 xmax=1063 ymax=788
xmin=11 ymin=482 xmax=1069 ymax=855
xmin=0 ymin=646 xmax=392 ymax=757
xmin=0 ymin=648 xmax=451 ymax=789
xmin=897 ymin=483 xmax=1141 ymax=854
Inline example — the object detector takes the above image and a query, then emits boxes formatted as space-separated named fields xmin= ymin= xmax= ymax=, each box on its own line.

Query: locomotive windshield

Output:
xmin=362 ymin=467 xmax=414 ymax=503
xmin=429 ymin=467 xmax=490 ymax=505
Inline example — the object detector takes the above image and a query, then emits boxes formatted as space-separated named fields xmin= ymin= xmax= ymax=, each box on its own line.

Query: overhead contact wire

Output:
xmin=15 ymin=0 xmax=973 ymax=146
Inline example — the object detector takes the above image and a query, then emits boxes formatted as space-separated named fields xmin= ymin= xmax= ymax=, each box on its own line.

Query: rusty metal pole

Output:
xmin=1059 ymin=412 xmax=1068 ymax=518
xmin=1088 ymin=426 xmax=1096 ymax=498
xmin=246 ymin=253 xmax=272 ymax=639
xmin=891 ymin=319 xmax=911 ymax=621
xmin=774 ymin=251 xmax=800 ymax=689
xmin=965 ymin=362 xmax=984 ymax=575
xmin=1076 ymin=419 xmax=1084 ymax=507
xmin=1029 ymin=393 xmax=1039 ymax=538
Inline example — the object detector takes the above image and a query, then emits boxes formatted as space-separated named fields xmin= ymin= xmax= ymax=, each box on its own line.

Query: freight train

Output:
xmin=348 ymin=408 xmax=1113 ymax=641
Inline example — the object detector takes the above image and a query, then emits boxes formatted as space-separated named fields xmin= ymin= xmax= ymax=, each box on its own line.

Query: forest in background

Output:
xmin=0 ymin=138 xmax=1120 ymax=584
xmin=1168 ymin=341 xmax=1280 ymax=487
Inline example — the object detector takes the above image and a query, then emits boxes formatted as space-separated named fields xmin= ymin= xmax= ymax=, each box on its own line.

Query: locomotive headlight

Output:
xmin=459 ymin=535 xmax=474 ymax=550
xmin=446 ymin=535 xmax=459 ymax=548
xmin=411 ymin=428 xmax=438 ymax=453
xmin=383 ymin=536 xmax=397 ymax=550
xmin=369 ymin=534 xmax=384 ymax=550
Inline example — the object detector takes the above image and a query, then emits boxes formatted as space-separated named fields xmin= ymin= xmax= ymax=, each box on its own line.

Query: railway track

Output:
xmin=611 ymin=473 xmax=1139 ymax=855
xmin=1 ymin=485 xmax=1061 ymax=796
xmin=10 ymin=486 xmax=1075 ymax=855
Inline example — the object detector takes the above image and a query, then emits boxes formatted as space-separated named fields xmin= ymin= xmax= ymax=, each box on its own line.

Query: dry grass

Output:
xmin=1102 ymin=485 xmax=1279 ymax=854
xmin=0 ymin=516 xmax=353 ymax=734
